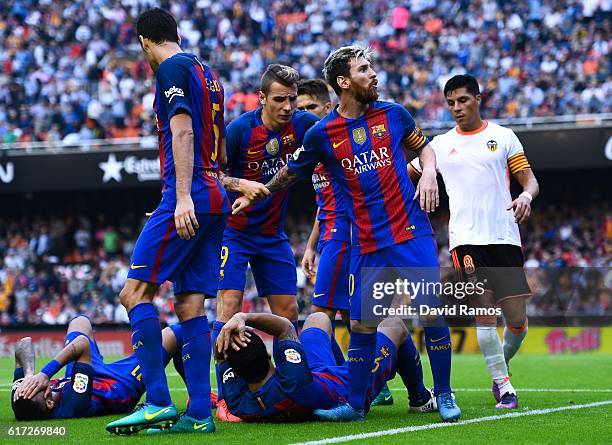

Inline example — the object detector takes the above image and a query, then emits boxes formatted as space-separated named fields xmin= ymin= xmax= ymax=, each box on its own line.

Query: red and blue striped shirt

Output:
xmin=154 ymin=53 xmax=229 ymax=214
xmin=225 ymin=108 xmax=319 ymax=235
xmin=312 ymin=163 xmax=350 ymax=244
xmin=289 ymin=101 xmax=433 ymax=255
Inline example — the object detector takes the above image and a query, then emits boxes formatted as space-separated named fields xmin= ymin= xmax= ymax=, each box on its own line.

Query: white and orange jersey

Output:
xmin=410 ymin=121 xmax=531 ymax=250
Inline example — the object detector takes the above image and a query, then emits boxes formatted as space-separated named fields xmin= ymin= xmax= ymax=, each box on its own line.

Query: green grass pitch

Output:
xmin=1 ymin=354 xmax=610 ymax=444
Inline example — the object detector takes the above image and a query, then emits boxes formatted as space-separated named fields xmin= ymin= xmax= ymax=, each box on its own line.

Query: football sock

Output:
xmin=128 ymin=303 xmax=171 ymax=406
xmin=212 ymin=321 xmax=225 ymax=400
xmin=503 ymin=320 xmax=528 ymax=364
xmin=330 ymin=321 xmax=345 ymax=365
xmin=181 ymin=315 xmax=212 ymax=419
xmin=423 ymin=325 xmax=452 ymax=395
xmin=396 ymin=332 xmax=427 ymax=399
xmin=167 ymin=324 xmax=186 ymax=383
xmin=347 ymin=331 xmax=377 ymax=411
xmin=476 ymin=326 xmax=512 ymax=389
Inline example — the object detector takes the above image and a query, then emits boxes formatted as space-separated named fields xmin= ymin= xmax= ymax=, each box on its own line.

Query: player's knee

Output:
xmin=379 ymin=317 xmax=407 ymax=344
xmin=174 ymin=293 xmax=205 ymax=322
xmin=120 ymin=279 xmax=155 ymax=310
xmin=312 ymin=305 xmax=336 ymax=321
xmin=273 ymin=299 xmax=299 ymax=322
xmin=67 ymin=315 xmax=93 ymax=336
xmin=303 ymin=312 xmax=332 ymax=335
xmin=217 ymin=291 xmax=243 ymax=322
xmin=475 ymin=314 xmax=497 ymax=327
xmin=350 ymin=319 xmax=376 ymax=334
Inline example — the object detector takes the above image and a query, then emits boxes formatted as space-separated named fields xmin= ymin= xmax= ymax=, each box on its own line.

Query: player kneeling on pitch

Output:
xmin=11 ymin=315 xmax=184 ymax=427
xmin=214 ymin=312 xmax=437 ymax=421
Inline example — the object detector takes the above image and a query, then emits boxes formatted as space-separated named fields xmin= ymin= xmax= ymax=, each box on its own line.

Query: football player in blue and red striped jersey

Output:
xmin=213 ymin=312 xmax=436 ymax=422
xmin=12 ymin=316 xmax=184 ymax=426
xmin=212 ymin=65 xmax=319 ymax=421
xmin=108 ymin=8 xmax=262 ymax=435
xmin=232 ymin=45 xmax=461 ymax=423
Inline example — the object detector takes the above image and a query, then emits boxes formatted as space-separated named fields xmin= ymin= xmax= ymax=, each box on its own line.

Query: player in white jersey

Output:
xmin=410 ymin=75 xmax=539 ymax=409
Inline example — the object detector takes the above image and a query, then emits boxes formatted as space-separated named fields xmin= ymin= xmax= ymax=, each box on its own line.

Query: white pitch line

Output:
xmin=292 ymin=400 xmax=612 ymax=445
xmin=388 ymin=387 xmax=612 ymax=393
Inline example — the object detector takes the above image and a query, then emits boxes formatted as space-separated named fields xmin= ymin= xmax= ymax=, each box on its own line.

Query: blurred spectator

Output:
xmin=0 ymin=0 xmax=610 ymax=147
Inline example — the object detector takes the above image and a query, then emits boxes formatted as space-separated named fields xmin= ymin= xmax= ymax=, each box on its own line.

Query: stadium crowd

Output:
xmin=0 ymin=203 xmax=610 ymax=326
xmin=0 ymin=0 xmax=610 ymax=146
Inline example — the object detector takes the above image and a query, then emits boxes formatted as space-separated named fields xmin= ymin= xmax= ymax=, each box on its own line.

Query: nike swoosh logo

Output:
xmin=384 ymin=394 xmax=392 ymax=401
xmin=313 ymin=293 xmax=325 ymax=298
xmin=347 ymin=348 xmax=361 ymax=352
xmin=247 ymin=148 xmax=259 ymax=155
xmin=193 ymin=421 xmax=211 ymax=430
xmin=430 ymin=336 xmax=447 ymax=343
xmin=332 ymin=139 xmax=347 ymax=149
xmin=130 ymin=264 xmax=147 ymax=270
xmin=144 ymin=407 xmax=171 ymax=420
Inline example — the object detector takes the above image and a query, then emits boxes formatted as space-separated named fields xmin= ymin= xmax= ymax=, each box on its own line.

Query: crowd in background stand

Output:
xmin=1 ymin=202 xmax=610 ymax=326
xmin=0 ymin=0 xmax=610 ymax=146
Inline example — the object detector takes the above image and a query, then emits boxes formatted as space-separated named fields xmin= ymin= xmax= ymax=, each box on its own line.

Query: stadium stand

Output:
xmin=0 ymin=0 xmax=610 ymax=146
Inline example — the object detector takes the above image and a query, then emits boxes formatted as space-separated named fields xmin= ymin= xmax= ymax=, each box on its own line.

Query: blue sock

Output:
xmin=330 ymin=322 xmax=345 ymax=365
xmin=128 ymin=303 xmax=171 ymax=406
xmin=181 ymin=316 xmax=212 ymax=419
xmin=165 ymin=324 xmax=185 ymax=384
xmin=423 ymin=325 xmax=452 ymax=395
xmin=212 ymin=321 xmax=225 ymax=400
xmin=397 ymin=332 xmax=427 ymax=399
xmin=347 ymin=331 xmax=377 ymax=411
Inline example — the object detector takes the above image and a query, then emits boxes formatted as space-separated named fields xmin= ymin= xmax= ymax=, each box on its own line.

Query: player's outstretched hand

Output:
xmin=302 ymin=247 xmax=316 ymax=279
xmin=175 ymin=195 xmax=199 ymax=240
xmin=240 ymin=180 xmax=271 ymax=202
xmin=232 ymin=196 xmax=253 ymax=215
xmin=16 ymin=372 xmax=49 ymax=400
xmin=414 ymin=168 xmax=439 ymax=213
xmin=507 ymin=195 xmax=531 ymax=224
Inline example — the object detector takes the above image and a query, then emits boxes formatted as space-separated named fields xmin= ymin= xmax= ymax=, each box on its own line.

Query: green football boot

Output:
xmin=147 ymin=415 xmax=215 ymax=434
xmin=370 ymin=383 xmax=394 ymax=406
xmin=106 ymin=402 xmax=178 ymax=435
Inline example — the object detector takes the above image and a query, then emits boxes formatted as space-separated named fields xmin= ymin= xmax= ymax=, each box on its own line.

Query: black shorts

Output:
xmin=450 ymin=244 xmax=531 ymax=303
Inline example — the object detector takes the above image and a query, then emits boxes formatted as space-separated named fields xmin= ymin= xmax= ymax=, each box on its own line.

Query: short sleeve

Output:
xmin=156 ymin=59 xmax=192 ymax=119
xmin=273 ymin=340 xmax=312 ymax=393
xmin=287 ymin=125 xmax=323 ymax=179
xmin=396 ymin=105 xmax=430 ymax=151
xmin=506 ymin=130 xmax=531 ymax=174
xmin=51 ymin=362 xmax=93 ymax=419
xmin=218 ymin=361 xmax=249 ymax=412
xmin=225 ymin=119 xmax=244 ymax=162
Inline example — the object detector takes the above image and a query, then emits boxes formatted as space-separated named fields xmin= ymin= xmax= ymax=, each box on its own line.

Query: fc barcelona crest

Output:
xmin=486 ymin=140 xmax=498 ymax=152
xmin=266 ymin=138 xmax=280 ymax=155
xmin=282 ymin=133 xmax=296 ymax=149
xmin=371 ymin=124 xmax=387 ymax=139
xmin=352 ymin=127 xmax=367 ymax=145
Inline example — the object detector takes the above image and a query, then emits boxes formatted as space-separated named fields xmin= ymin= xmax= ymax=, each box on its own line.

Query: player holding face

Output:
xmin=212 ymin=65 xmax=319 ymax=420
xmin=233 ymin=45 xmax=461 ymax=422
xmin=214 ymin=312 xmax=436 ymax=422
xmin=106 ymin=8 xmax=259 ymax=434
xmin=12 ymin=316 xmax=184 ymax=428
xmin=410 ymin=75 xmax=539 ymax=409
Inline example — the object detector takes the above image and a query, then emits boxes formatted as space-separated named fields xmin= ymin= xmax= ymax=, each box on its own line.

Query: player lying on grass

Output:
xmin=11 ymin=315 xmax=185 ymax=428
xmin=214 ymin=312 xmax=437 ymax=422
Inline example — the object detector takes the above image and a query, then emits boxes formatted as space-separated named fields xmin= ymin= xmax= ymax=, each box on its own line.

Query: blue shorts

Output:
xmin=218 ymin=226 xmax=297 ymax=296
xmin=64 ymin=331 xmax=143 ymax=404
xmin=349 ymin=235 xmax=440 ymax=321
xmin=300 ymin=327 xmax=397 ymax=405
xmin=313 ymin=239 xmax=350 ymax=312
xmin=128 ymin=208 xmax=227 ymax=296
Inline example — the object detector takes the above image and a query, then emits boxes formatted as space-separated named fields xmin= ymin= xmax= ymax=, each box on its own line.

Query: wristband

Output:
xmin=41 ymin=360 xmax=62 ymax=379
xmin=519 ymin=191 xmax=533 ymax=203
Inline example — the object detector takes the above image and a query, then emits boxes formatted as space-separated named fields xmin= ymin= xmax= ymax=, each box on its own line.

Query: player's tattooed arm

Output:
xmin=265 ymin=165 xmax=299 ymax=193
xmin=219 ymin=171 xmax=270 ymax=201
xmin=15 ymin=337 xmax=35 ymax=376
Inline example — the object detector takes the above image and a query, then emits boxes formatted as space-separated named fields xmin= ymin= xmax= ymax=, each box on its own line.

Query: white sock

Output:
xmin=503 ymin=322 xmax=528 ymax=364
xmin=476 ymin=326 xmax=511 ymax=387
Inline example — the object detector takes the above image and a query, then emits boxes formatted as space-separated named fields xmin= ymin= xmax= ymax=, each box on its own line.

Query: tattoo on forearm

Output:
xmin=265 ymin=166 xmax=298 ymax=193
xmin=283 ymin=324 xmax=299 ymax=342
xmin=220 ymin=172 xmax=242 ymax=192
